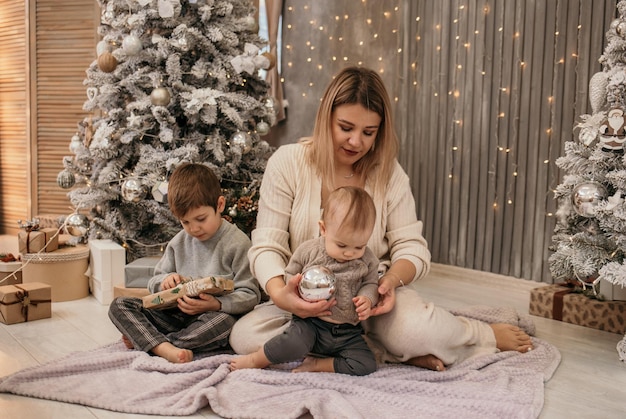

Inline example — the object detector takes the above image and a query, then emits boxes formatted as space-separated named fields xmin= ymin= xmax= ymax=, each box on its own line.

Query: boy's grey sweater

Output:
xmin=147 ymin=220 xmax=260 ymax=315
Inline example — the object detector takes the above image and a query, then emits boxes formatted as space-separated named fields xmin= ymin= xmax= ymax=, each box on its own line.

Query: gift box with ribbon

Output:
xmin=0 ymin=282 xmax=52 ymax=324
xmin=142 ymin=276 xmax=234 ymax=309
xmin=17 ymin=219 xmax=59 ymax=255
xmin=529 ymin=284 xmax=626 ymax=334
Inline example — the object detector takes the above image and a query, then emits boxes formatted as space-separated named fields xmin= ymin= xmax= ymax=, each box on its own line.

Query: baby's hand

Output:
xmin=160 ymin=273 xmax=184 ymax=290
xmin=353 ymin=296 xmax=372 ymax=321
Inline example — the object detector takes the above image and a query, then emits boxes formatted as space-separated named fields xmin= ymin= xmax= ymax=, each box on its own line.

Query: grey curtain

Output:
xmin=271 ymin=0 xmax=616 ymax=283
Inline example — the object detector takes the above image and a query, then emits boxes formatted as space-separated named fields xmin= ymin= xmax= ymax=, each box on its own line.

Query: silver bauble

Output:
xmin=122 ymin=34 xmax=142 ymax=55
xmin=256 ymin=121 xmax=270 ymax=136
xmin=231 ymin=131 xmax=252 ymax=154
xmin=65 ymin=213 xmax=89 ymax=237
xmin=151 ymin=181 xmax=169 ymax=203
xmin=121 ymin=178 xmax=147 ymax=202
xmin=571 ymin=182 xmax=608 ymax=217
xmin=57 ymin=169 xmax=76 ymax=189
xmin=298 ymin=265 xmax=336 ymax=302
xmin=150 ymin=87 xmax=171 ymax=106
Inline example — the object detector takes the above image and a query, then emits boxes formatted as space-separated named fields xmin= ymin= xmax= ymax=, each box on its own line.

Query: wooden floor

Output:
xmin=0 ymin=258 xmax=625 ymax=418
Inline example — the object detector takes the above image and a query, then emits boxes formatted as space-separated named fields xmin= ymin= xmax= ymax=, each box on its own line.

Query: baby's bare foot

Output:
xmin=151 ymin=342 xmax=193 ymax=363
xmin=406 ymin=354 xmax=445 ymax=371
xmin=230 ymin=351 xmax=271 ymax=370
xmin=292 ymin=356 xmax=334 ymax=373
xmin=491 ymin=323 xmax=533 ymax=353
xmin=121 ymin=335 xmax=134 ymax=349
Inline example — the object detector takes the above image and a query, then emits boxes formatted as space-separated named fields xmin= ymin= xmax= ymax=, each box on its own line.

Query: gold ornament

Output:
xmin=97 ymin=51 xmax=118 ymax=73
xmin=150 ymin=87 xmax=171 ymax=106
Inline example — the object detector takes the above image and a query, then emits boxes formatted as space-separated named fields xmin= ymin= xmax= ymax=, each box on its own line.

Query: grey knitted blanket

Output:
xmin=0 ymin=306 xmax=560 ymax=419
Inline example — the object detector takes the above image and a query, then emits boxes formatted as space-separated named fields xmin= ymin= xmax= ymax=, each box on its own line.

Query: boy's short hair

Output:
xmin=322 ymin=186 xmax=376 ymax=234
xmin=167 ymin=163 xmax=221 ymax=218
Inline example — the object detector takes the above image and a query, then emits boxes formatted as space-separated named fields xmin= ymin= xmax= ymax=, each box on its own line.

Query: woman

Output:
xmin=230 ymin=66 xmax=532 ymax=370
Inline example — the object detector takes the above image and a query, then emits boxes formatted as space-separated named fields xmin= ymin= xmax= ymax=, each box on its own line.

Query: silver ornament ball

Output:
xmin=122 ymin=35 xmax=142 ymax=55
xmin=150 ymin=87 xmax=171 ymax=106
xmin=231 ymin=131 xmax=253 ymax=153
xmin=256 ymin=121 xmax=270 ymax=136
xmin=57 ymin=169 xmax=76 ymax=189
xmin=571 ymin=182 xmax=608 ymax=217
xmin=298 ymin=265 xmax=336 ymax=302
xmin=121 ymin=178 xmax=147 ymax=202
xmin=65 ymin=213 xmax=89 ymax=237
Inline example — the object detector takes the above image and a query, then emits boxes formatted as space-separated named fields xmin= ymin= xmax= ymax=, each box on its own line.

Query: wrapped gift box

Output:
xmin=598 ymin=280 xmax=626 ymax=301
xmin=113 ymin=285 xmax=150 ymax=299
xmin=142 ymin=276 xmax=234 ymax=309
xmin=0 ymin=261 xmax=22 ymax=286
xmin=88 ymin=239 xmax=126 ymax=305
xmin=0 ymin=282 xmax=51 ymax=324
xmin=529 ymin=284 xmax=626 ymax=334
xmin=22 ymin=245 xmax=89 ymax=302
xmin=18 ymin=228 xmax=59 ymax=254
xmin=124 ymin=256 xmax=160 ymax=288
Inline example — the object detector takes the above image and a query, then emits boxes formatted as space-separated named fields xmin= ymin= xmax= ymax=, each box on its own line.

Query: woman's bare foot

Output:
xmin=491 ymin=323 xmax=533 ymax=353
xmin=406 ymin=354 xmax=445 ymax=371
xmin=151 ymin=342 xmax=193 ymax=363
xmin=230 ymin=350 xmax=271 ymax=370
xmin=121 ymin=335 xmax=134 ymax=349
xmin=292 ymin=356 xmax=334 ymax=373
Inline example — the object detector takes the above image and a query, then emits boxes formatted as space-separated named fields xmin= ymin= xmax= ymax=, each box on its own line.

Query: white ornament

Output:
xmin=588 ymin=71 xmax=608 ymax=114
xmin=96 ymin=40 xmax=108 ymax=56
xmin=87 ymin=87 xmax=98 ymax=101
xmin=605 ymin=190 xmax=624 ymax=210
xmin=122 ymin=35 xmax=143 ymax=55
xmin=158 ymin=0 xmax=174 ymax=18
xmin=69 ymin=134 xmax=82 ymax=153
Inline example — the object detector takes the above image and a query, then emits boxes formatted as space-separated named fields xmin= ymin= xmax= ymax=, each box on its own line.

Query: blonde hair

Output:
xmin=301 ymin=66 xmax=399 ymax=196
xmin=322 ymin=186 xmax=376 ymax=235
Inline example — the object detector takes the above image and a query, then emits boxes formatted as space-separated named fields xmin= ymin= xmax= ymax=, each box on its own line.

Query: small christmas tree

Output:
xmin=57 ymin=0 xmax=277 ymax=260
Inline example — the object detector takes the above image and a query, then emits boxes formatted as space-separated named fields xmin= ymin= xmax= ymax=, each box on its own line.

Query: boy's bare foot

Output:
xmin=121 ymin=335 xmax=134 ymax=349
xmin=491 ymin=323 xmax=533 ymax=353
xmin=406 ymin=354 xmax=445 ymax=371
xmin=230 ymin=350 xmax=271 ymax=370
xmin=292 ymin=356 xmax=334 ymax=373
xmin=151 ymin=342 xmax=193 ymax=363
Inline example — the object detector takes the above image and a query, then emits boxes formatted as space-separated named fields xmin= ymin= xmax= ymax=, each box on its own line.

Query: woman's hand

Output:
xmin=269 ymin=273 xmax=335 ymax=318
xmin=177 ymin=293 xmax=220 ymax=315
xmin=370 ymin=274 xmax=398 ymax=316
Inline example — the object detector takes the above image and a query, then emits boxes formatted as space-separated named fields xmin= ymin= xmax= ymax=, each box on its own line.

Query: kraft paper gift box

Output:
xmin=88 ymin=239 xmax=126 ymax=305
xmin=22 ymin=245 xmax=90 ymax=302
xmin=124 ymin=256 xmax=160 ymax=288
xmin=142 ymin=276 xmax=234 ymax=309
xmin=0 ymin=282 xmax=51 ymax=325
xmin=0 ymin=261 xmax=22 ymax=286
xmin=529 ymin=284 xmax=626 ymax=334
xmin=18 ymin=228 xmax=59 ymax=254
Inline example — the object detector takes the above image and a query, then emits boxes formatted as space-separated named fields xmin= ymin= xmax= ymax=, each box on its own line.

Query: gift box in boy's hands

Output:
xmin=0 ymin=282 xmax=51 ymax=324
xmin=142 ymin=276 xmax=234 ymax=309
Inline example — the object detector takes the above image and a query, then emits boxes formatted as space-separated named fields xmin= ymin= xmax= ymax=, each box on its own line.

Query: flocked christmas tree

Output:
xmin=56 ymin=0 xmax=277 ymax=260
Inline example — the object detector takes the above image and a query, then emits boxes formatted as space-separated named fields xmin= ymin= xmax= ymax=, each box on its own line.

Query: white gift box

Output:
xmin=599 ymin=280 xmax=626 ymax=301
xmin=88 ymin=239 xmax=126 ymax=304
